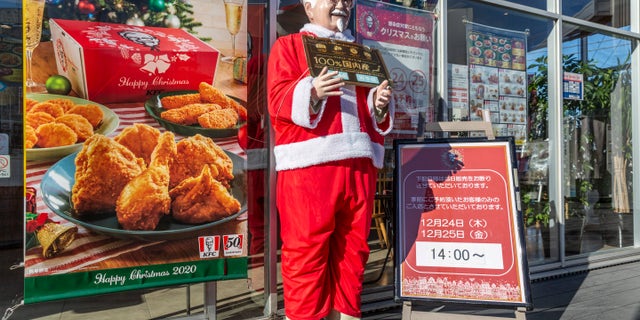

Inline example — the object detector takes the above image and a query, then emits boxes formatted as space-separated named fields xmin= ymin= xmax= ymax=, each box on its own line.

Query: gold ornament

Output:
xmin=36 ymin=223 xmax=78 ymax=259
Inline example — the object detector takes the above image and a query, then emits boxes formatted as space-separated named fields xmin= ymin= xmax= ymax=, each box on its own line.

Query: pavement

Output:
xmin=3 ymin=241 xmax=640 ymax=320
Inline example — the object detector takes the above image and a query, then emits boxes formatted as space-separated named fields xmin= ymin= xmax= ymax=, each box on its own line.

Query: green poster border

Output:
xmin=24 ymin=257 xmax=247 ymax=304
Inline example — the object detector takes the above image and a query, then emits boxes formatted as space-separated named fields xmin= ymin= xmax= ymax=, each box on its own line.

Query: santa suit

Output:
xmin=267 ymin=24 xmax=394 ymax=319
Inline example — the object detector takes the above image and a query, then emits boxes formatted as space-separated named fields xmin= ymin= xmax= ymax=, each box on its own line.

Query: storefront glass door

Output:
xmin=560 ymin=25 xmax=635 ymax=256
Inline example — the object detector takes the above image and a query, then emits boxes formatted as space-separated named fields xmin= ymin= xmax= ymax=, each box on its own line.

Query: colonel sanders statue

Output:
xmin=267 ymin=0 xmax=394 ymax=318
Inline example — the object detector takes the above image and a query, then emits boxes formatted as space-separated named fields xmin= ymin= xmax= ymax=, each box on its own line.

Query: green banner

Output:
xmin=24 ymin=258 xmax=247 ymax=303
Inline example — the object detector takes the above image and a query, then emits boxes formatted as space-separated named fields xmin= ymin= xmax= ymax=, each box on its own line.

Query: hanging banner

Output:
xmin=24 ymin=1 xmax=248 ymax=303
xmin=465 ymin=22 xmax=528 ymax=145
xmin=356 ymin=0 xmax=435 ymax=138
xmin=394 ymin=137 xmax=532 ymax=307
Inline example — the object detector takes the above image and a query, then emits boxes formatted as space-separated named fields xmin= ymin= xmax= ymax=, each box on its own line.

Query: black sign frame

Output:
xmin=393 ymin=136 xmax=533 ymax=309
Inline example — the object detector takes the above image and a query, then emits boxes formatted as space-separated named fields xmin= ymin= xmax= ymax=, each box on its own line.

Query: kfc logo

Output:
xmin=198 ymin=236 xmax=220 ymax=258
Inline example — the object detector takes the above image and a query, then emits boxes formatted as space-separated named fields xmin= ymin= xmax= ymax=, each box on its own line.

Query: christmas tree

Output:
xmin=42 ymin=0 xmax=207 ymax=41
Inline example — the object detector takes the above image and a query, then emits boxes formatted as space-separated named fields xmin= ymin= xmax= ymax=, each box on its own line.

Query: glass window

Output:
xmin=505 ymin=0 xmax=546 ymax=10
xmin=0 ymin=5 xmax=23 ymax=245
xmin=563 ymin=0 xmax=631 ymax=29
xmin=447 ymin=0 xmax=557 ymax=263
xmin=560 ymin=23 xmax=634 ymax=256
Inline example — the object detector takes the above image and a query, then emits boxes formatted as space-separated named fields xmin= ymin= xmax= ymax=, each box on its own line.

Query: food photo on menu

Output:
xmin=23 ymin=0 xmax=249 ymax=296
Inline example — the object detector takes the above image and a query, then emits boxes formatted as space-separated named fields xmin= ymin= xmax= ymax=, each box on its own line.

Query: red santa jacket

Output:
xmin=267 ymin=24 xmax=394 ymax=171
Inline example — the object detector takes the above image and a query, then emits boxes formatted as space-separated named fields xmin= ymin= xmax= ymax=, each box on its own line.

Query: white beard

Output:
xmin=336 ymin=17 xmax=346 ymax=32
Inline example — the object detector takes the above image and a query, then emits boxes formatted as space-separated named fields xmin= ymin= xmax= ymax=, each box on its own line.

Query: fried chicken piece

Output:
xmin=116 ymin=132 xmax=176 ymax=230
xmin=160 ymin=103 xmax=221 ymax=125
xmin=114 ymin=123 xmax=161 ymax=165
xmin=25 ymin=125 xmax=37 ymax=149
xmin=199 ymin=82 xmax=247 ymax=120
xmin=26 ymin=111 xmax=55 ymax=129
xmin=227 ymin=97 xmax=248 ymax=121
xmin=169 ymin=165 xmax=240 ymax=224
xmin=72 ymin=135 xmax=146 ymax=215
xmin=170 ymin=134 xmax=234 ymax=189
xmin=199 ymin=82 xmax=230 ymax=108
xmin=30 ymin=102 xmax=65 ymax=118
xmin=25 ymin=98 xmax=38 ymax=113
xmin=67 ymin=104 xmax=104 ymax=128
xmin=49 ymin=98 xmax=76 ymax=112
xmin=160 ymin=93 xmax=202 ymax=110
xmin=36 ymin=123 xmax=78 ymax=147
xmin=197 ymin=108 xmax=239 ymax=129
xmin=56 ymin=114 xmax=94 ymax=142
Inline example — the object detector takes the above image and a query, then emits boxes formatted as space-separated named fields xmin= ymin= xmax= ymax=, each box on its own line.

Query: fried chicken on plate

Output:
xmin=169 ymin=165 xmax=241 ymax=224
xmin=55 ymin=114 xmax=94 ymax=142
xmin=197 ymin=108 xmax=239 ymax=129
xmin=66 ymin=104 xmax=104 ymax=128
xmin=160 ymin=93 xmax=201 ymax=110
xmin=25 ymin=125 xmax=37 ymax=149
xmin=170 ymin=134 xmax=234 ymax=189
xmin=72 ymin=135 xmax=146 ymax=215
xmin=116 ymin=132 xmax=176 ymax=230
xmin=199 ymin=82 xmax=247 ymax=120
xmin=36 ymin=123 xmax=78 ymax=147
xmin=26 ymin=111 xmax=54 ymax=129
xmin=160 ymin=103 xmax=221 ymax=125
xmin=114 ymin=123 xmax=161 ymax=165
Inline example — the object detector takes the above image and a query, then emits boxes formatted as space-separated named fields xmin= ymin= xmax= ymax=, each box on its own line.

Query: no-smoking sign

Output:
xmin=0 ymin=155 xmax=10 ymax=178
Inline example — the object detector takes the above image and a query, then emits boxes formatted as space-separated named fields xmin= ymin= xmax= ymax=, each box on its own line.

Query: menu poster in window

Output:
xmin=394 ymin=138 xmax=532 ymax=307
xmin=448 ymin=64 xmax=469 ymax=121
xmin=466 ymin=22 xmax=528 ymax=145
xmin=356 ymin=0 xmax=435 ymax=138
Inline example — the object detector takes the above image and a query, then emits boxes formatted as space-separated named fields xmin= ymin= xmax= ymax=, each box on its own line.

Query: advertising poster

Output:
xmin=356 ymin=0 xmax=435 ymax=138
xmin=394 ymin=138 xmax=531 ymax=307
xmin=448 ymin=64 xmax=469 ymax=121
xmin=24 ymin=1 xmax=248 ymax=303
xmin=465 ymin=22 xmax=528 ymax=145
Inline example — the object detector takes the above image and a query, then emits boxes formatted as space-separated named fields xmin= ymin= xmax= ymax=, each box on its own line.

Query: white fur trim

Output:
xmin=301 ymin=23 xmax=354 ymax=42
xmin=273 ymin=132 xmax=385 ymax=171
xmin=340 ymin=85 xmax=359 ymax=132
xmin=292 ymin=76 xmax=325 ymax=128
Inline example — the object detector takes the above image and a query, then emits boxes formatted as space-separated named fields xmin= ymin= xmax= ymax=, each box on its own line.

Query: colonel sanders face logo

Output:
xmin=357 ymin=11 xmax=379 ymax=37
xmin=205 ymin=237 xmax=214 ymax=251
xmin=118 ymin=30 xmax=160 ymax=50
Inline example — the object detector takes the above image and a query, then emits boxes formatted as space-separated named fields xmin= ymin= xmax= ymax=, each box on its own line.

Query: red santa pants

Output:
xmin=276 ymin=158 xmax=377 ymax=320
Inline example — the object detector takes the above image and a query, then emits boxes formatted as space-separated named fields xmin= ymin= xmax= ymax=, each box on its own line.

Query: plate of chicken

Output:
xmin=40 ymin=124 xmax=246 ymax=241
xmin=26 ymin=94 xmax=120 ymax=161
xmin=145 ymin=82 xmax=247 ymax=140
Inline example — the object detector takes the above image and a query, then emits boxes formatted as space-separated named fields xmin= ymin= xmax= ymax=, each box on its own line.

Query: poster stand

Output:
xmin=402 ymin=301 xmax=527 ymax=320
xmin=400 ymin=119 xmax=527 ymax=320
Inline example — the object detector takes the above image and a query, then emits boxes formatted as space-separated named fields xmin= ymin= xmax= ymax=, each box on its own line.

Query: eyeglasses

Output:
xmin=328 ymin=0 xmax=354 ymax=8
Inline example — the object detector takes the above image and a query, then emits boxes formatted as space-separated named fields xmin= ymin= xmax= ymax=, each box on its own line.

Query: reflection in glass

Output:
xmin=560 ymin=25 xmax=633 ymax=256
xmin=563 ymin=0 xmax=630 ymax=29
xmin=447 ymin=0 xmax=556 ymax=263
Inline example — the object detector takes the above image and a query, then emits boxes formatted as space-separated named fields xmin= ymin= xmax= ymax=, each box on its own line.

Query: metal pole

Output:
xmin=186 ymin=284 xmax=191 ymax=315
xmin=204 ymin=282 xmax=217 ymax=319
